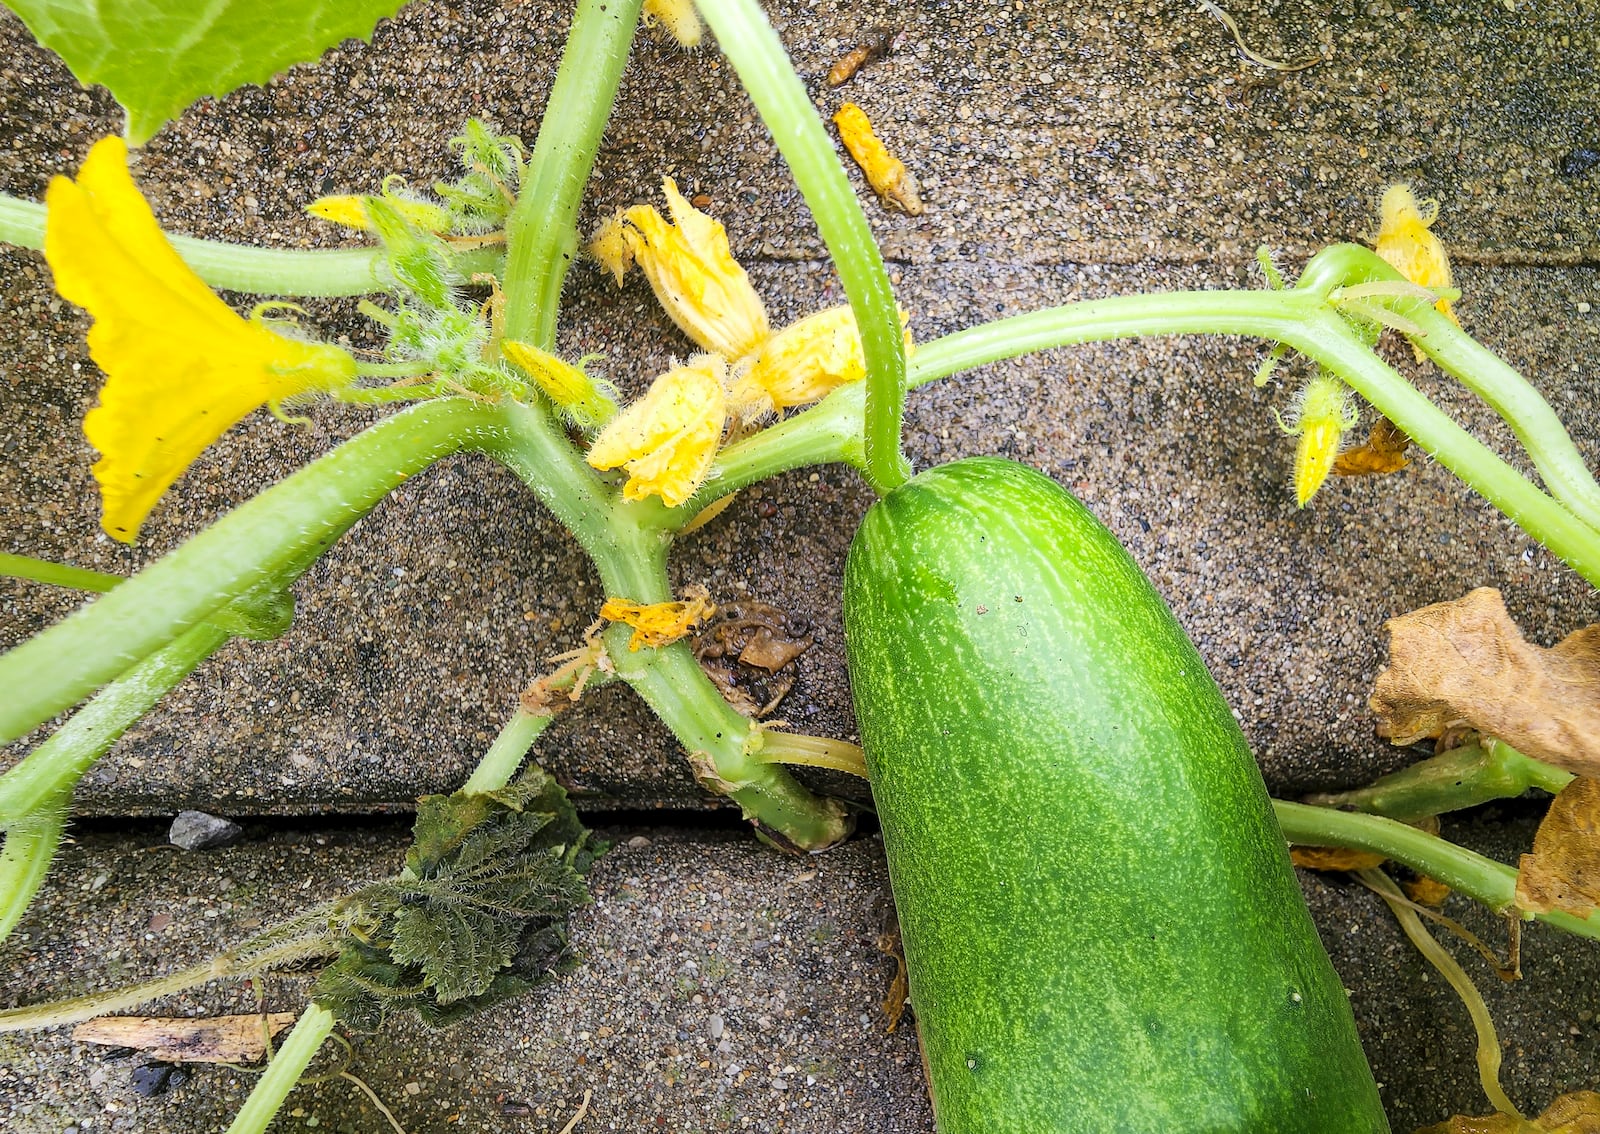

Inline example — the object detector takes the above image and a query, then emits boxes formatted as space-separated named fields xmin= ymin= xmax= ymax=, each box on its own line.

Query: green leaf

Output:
xmin=3 ymin=0 xmax=411 ymax=144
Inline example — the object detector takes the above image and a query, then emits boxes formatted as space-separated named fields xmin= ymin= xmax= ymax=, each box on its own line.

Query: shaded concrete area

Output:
xmin=4 ymin=815 xmax=1595 ymax=1132
xmin=2 ymin=0 xmax=1600 ymax=1130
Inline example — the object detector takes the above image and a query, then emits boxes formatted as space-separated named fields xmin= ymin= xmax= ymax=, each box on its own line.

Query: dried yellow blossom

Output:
xmin=1374 ymin=184 xmax=1458 ymax=326
xmin=728 ymin=304 xmax=912 ymax=422
xmin=588 ymin=209 xmax=634 ymax=287
xmin=834 ymin=102 xmax=925 ymax=216
xmin=45 ymin=137 xmax=355 ymax=543
xmin=306 ymin=192 xmax=450 ymax=233
xmin=587 ymin=355 xmax=728 ymax=506
xmin=600 ymin=585 xmax=715 ymax=651
xmin=619 ymin=178 xmax=770 ymax=359
xmin=502 ymin=340 xmax=617 ymax=428
xmin=642 ymin=0 xmax=703 ymax=48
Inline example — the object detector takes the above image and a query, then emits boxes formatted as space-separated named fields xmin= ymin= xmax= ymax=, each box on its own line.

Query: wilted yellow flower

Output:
xmin=729 ymin=304 xmax=912 ymax=422
xmin=502 ymin=340 xmax=617 ymax=427
xmin=619 ymin=179 xmax=770 ymax=360
xmin=834 ymin=102 xmax=925 ymax=216
xmin=587 ymin=355 xmax=728 ymax=506
xmin=45 ymin=136 xmax=355 ymax=543
xmin=306 ymin=190 xmax=450 ymax=233
xmin=642 ymin=0 xmax=703 ymax=49
xmin=600 ymin=585 xmax=715 ymax=650
xmin=1374 ymin=184 xmax=1458 ymax=326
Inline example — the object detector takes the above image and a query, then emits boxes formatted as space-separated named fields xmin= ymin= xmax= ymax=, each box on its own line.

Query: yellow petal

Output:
xmin=600 ymin=586 xmax=715 ymax=650
xmin=1289 ymin=374 xmax=1355 ymax=507
xmin=587 ymin=355 xmax=727 ymax=506
xmin=834 ymin=103 xmax=925 ymax=216
xmin=621 ymin=179 xmax=769 ymax=359
xmin=502 ymin=340 xmax=617 ymax=426
xmin=46 ymin=137 xmax=354 ymax=542
xmin=730 ymin=304 xmax=912 ymax=421
xmin=306 ymin=194 xmax=375 ymax=230
xmin=1374 ymin=183 xmax=1458 ymax=325
xmin=641 ymin=0 xmax=703 ymax=48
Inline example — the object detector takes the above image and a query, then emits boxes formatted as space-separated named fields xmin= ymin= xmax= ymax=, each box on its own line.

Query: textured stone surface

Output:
xmin=4 ymin=816 xmax=1597 ymax=1133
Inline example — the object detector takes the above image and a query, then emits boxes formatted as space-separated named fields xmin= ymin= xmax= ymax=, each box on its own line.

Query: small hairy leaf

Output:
xmin=314 ymin=766 xmax=598 ymax=1030
xmin=4 ymin=0 xmax=409 ymax=144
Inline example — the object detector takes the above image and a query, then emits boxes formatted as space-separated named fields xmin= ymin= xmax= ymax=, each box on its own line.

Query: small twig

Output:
xmin=1193 ymin=0 xmax=1324 ymax=72
xmin=340 ymin=1070 xmax=410 ymax=1134
xmin=555 ymin=1088 xmax=593 ymax=1134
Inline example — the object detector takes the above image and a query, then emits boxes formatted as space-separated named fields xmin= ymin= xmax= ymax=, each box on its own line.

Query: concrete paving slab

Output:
xmin=4 ymin=815 xmax=1597 ymax=1132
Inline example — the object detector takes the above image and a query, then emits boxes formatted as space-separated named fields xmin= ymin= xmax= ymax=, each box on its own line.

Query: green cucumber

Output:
xmin=843 ymin=457 xmax=1387 ymax=1133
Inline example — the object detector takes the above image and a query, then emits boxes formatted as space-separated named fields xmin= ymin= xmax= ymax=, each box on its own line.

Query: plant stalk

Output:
xmin=1305 ymin=738 xmax=1573 ymax=822
xmin=224 ymin=1005 xmax=337 ymax=1134
xmin=696 ymin=0 xmax=910 ymax=496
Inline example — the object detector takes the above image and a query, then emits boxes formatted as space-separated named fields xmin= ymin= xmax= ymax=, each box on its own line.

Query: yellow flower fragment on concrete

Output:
xmin=833 ymin=102 xmax=925 ymax=216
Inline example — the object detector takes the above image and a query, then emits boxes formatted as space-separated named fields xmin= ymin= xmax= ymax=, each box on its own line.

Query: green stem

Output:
xmin=501 ymin=0 xmax=643 ymax=348
xmin=0 ymin=193 xmax=501 ymax=297
xmin=0 ymin=399 xmax=518 ymax=746
xmin=1305 ymin=738 xmax=1573 ymax=822
xmin=0 ymin=800 xmax=66 ymax=945
xmin=224 ymin=1004 xmax=336 ymax=1134
xmin=696 ymin=0 xmax=909 ymax=496
xmin=0 ymin=624 xmax=230 ymax=825
xmin=0 ymin=552 xmax=122 ymax=594
xmin=1273 ymin=800 xmax=1600 ymax=941
xmin=461 ymin=708 xmax=557 ymax=796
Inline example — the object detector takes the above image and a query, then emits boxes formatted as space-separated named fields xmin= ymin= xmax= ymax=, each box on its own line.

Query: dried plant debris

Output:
xmin=1290 ymin=845 xmax=1390 ymax=872
xmin=694 ymin=600 xmax=814 ymax=717
xmin=1515 ymin=776 xmax=1600 ymax=919
xmin=1371 ymin=588 xmax=1600 ymax=777
xmin=827 ymin=27 xmax=904 ymax=86
xmin=833 ymin=102 xmax=925 ymax=216
xmin=1333 ymin=416 xmax=1411 ymax=477
xmin=73 ymin=1013 xmax=299 ymax=1064
xmin=1417 ymin=1089 xmax=1600 ymax=1133
xmin=313 ymin=766 xmax=599 ymax=1031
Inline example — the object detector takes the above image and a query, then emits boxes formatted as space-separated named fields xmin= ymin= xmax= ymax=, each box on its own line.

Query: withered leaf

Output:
xmin=1334 ymin=416 xmax=1411 ymax=477
xmin=1404 ymin=875 xmax=1454 ymax=907
xmin=73 ymin=1013 xmax=298 ymax=1064
xmin=1416 ymin=1089 xmax=1600 ymax=1133
xmin=1516 ymin=777 xmax=1600 ymax=918
xmin=1371 ymin=588 xmax=1600 ymax=777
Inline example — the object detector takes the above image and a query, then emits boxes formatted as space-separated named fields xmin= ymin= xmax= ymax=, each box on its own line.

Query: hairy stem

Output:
xmin=224 ymin=1005 xmax=337 ymax=1134
xmin=461 ymin=708 xmax=558 ymax=796
xmin=0 ymin=624 xmax=230 ymax=825
xmin=0 ymin=552 xmax=122 ymax=594
xmin=0 ymin=800 xmax=66 ymax=945
xmin=0 ymin=193 xmax=500 ymax=296
xmin=0 ymin=399 xmax=517 ymax=746
xmin=501 ymin=0 xmax=643 ymax=347
xmin=1273 ymin=800 xmax=1600 ymax=941
xmin=1306 ymin=738 xmax=1573 ymax=822
xmin=697 ymin=0 xmax=909 ymax=495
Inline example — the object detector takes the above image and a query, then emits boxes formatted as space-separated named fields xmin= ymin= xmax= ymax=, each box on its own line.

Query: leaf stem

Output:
xmin=0 ymin=799 xmax=66 ymax=945
xmin=223 ymin=1004 xmax=336 ymax=1134
xmin=461 ymin=708 xmax=557 ymax=796
xmin=0 ymin=623 xmax=230 ymax=825
xmin=0 ymin=193 xmax=500 ymax=297
xmin=1305 ymin=738 xmax=1573 ymax=823
xmin=501 ymin=0 xmax=643 ymax=348
xmin=696 ymin=0 xmax=910 ymax=496
xmin=1273 ymin=800 xmax=1600 ymax=942
xmin=0 ymin=552 xmax=123 ymax=594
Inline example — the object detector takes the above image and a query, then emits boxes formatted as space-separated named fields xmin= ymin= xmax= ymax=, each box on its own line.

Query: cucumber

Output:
xmin=843 ymin=457 xmax=1388 ymax=1133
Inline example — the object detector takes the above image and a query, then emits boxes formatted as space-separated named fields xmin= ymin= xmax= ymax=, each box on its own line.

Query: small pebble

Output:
xmin=168 ymin=811 xmax=243 ymax=851
xmin=1558 ymin=147 xmax=1600 ymax=177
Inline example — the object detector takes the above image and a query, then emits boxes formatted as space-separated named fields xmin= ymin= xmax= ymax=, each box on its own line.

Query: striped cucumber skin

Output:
xmin=843 ymin=458 xmax=1387 ymax=1133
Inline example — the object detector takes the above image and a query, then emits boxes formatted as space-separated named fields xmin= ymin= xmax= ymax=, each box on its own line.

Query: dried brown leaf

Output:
xmin=72 ymin=1013 xmax=298 ymax=1064
xmin=1415 ymin=1089 xmax=1600 ymax=1133
xmin=1516 ymin=777 xmax=1600 ymax=918
xmin=1404 ymin=875 xmax=1454 ymax=906
xmin=1371 ymin=588 xmax=1600 ymax=776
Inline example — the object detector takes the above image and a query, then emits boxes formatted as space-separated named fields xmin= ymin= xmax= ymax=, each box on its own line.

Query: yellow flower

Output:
xmin=1281 ymin=373 xmax=1358 ymax=507
xmin=641 ymin=0 xmax=703 ymax=49
xmin=1374 ymin=184 xmax=1458 ymax=326
xmin=587 ymin=355 xmax=727 ymax=506
xmin=618 ymin=178 xmax=770 ymax=360
xmin=728 ymin=304 xmax=912 ymax=422
xmin=306 ymin=186 xmax=450 ymax=233
xmin=502 ymin=340 xmax=617 ymax=428
xmin=45 ymin=137 xmax=356 ymax=543
xmin=600 ymin=585 xmax=715 ymax=651
xmin=588 ymin=209 xmax=633 ymax=287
